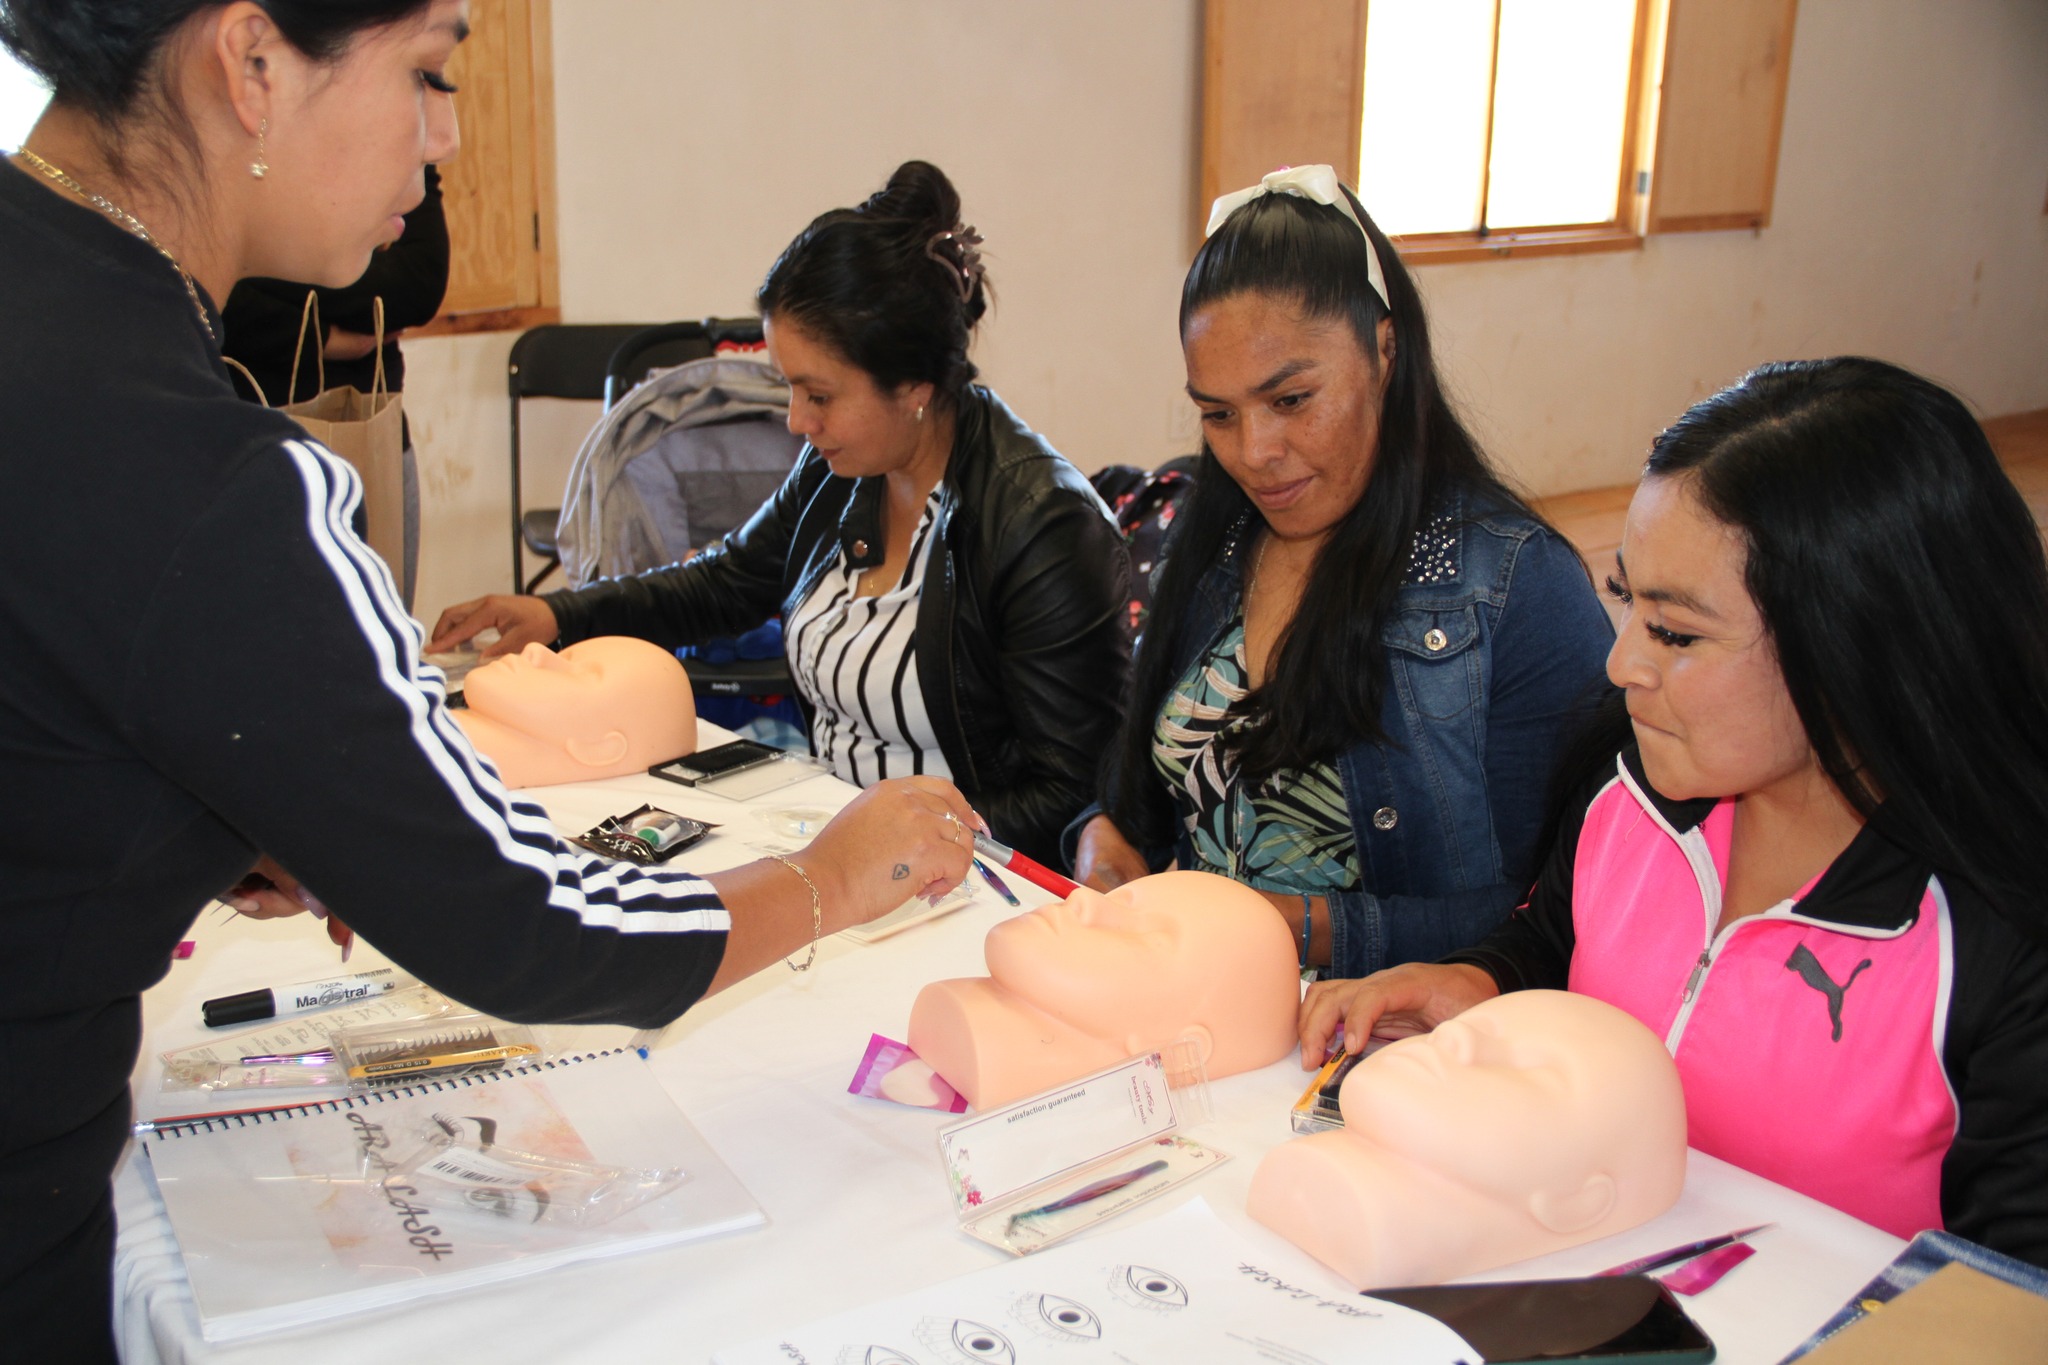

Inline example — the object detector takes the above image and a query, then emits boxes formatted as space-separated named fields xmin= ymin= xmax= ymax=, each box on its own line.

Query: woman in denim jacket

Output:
xmin=1067 ymin=168 xmax=1611 ymax=980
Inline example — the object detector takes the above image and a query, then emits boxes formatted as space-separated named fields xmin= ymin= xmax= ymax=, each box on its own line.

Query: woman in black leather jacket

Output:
xmin=432 ymin=163 xmax=1130 ymax=864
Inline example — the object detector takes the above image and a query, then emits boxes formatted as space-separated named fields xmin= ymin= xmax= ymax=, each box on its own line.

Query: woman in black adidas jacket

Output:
xmin=0 ymin=5 xmax=972 ymax=1357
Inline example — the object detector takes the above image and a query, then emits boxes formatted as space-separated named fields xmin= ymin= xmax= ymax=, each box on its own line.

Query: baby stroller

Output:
xmin=554 ymin=353 xmax=800 ymax=585
xmin=552 ymin=353 xmax=807 ymax=744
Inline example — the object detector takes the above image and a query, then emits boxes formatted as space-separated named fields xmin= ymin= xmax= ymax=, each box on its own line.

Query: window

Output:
xmin=1201 ymin=0 xmax=1801 ymax=264
xmin=1359 ymin=0 xmax=1644 ymax=239
xmin=0 ymin=42 xmax=51 ymax=150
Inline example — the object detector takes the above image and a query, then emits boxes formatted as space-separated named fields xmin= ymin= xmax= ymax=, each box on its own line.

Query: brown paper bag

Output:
xmin=260 ymin=293 xmax=410 ymax=602
xmin=282 ymin=296 xmax=405 ymax=589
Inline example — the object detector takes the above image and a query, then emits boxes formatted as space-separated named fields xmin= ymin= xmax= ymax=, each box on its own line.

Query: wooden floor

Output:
xmin=1531 ymin=408 xmax=2048 ymax=621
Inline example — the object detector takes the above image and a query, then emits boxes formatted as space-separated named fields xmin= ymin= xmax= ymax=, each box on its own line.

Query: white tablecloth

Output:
xmin=111 ymin=743 xmax=1902 ymax=1364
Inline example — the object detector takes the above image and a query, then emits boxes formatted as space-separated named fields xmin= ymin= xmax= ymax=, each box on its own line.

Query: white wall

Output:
xmin=406 ymin=0 xmax=1203 ymax=623
xmin=405 ymin=0 xmax=2048 ymax=625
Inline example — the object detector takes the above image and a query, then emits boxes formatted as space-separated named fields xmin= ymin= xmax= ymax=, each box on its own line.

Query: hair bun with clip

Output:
xmin=925 ymin=224 xmax=986 ymax=303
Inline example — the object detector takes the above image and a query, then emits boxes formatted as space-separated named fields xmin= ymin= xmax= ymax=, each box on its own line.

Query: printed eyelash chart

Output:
xmin=712 ymin=1200 xmax=1479 ymax=1365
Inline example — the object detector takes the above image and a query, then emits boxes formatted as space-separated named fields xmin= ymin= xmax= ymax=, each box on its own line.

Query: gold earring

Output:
xmin=251 ymin=118 xmax=268 ymax=179
xmin=915 ymin=405 xmax=925 ymax=423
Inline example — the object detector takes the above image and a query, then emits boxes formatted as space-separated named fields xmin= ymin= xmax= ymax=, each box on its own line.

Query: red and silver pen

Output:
xmin=971 ymin=831 xmax=1080 ymax=899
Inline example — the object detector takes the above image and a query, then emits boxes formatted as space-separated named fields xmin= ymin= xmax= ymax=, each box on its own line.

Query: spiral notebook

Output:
xmin=141 ymin=1048 xmax=765 ymax=1343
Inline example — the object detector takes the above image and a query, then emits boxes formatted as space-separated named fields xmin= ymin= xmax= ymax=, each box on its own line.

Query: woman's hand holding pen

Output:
xmin=701 ymin=777 xmax=980 ymax=992
xmin=1297 ymin=962 xmax=1500 ymax=1068
xmin=800 ymin=777 xmax=980 ymax=927
xmin=220 ymin=856 xmax=324 ymax=920
xmin=218 ymin=856 xmax=354 ymax=954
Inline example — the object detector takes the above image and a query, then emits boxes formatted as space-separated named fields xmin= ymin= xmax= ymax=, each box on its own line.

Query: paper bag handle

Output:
xmin=222 ymin=355 xmax=269 ymax=408
xmin=370 ymin=296 xmax=388 ymax=400
xmin=286 ymin=290 xmax=326 ymax=406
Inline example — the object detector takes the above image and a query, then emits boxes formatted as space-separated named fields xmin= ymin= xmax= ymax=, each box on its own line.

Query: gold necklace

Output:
xmin=16 ymin=148 xmax=216 ymax=340
xmin=1244 ymin=532 xmax=1270 ymax=603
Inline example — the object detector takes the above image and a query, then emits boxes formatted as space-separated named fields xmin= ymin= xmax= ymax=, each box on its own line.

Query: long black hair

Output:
xmin=1105 ymin=183 xmax=1529 ymax=843
xmin=0 ymin=1 xmax=437 ymax=124
xmin=1644 ymin=357 xmax=2048 ymax=942
xmin=755 ymin=159 xmax=989 ymax=409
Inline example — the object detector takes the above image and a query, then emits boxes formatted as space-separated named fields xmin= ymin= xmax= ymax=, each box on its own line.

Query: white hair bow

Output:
xmin=1205 ymin=164 xmax=1388 ymax=310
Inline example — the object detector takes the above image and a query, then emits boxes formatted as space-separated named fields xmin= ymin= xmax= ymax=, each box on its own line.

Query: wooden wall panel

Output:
xmin=435 ymin=0 xmax=550 ymax=318
xmin=1647 ymin=0 xmax=1799 ymax=232
xmin=1200 ymin=0 xmax=1369 ymax=230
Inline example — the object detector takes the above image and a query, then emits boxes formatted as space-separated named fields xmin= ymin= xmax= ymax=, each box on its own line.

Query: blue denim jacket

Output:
xmin=1067 ymin=491 xmax=1614 ymax=978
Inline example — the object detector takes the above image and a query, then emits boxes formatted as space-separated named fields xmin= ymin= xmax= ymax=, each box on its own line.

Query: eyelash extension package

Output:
xmin=570 ymin=804 xmax=714 ymax=864
xmin=1290 ymin=1049 xmax=1364 ymax=1133
xmin=1289 ymin=1036 xmax=1395 ymax=1133
xmin=159 ymin=984 xmax=457 ymax=1095
xmin=938 ymin=1048 xmax=1226 ymax=1255
xmin=374 ymin=1110 xmax=688 ymax=1231
xmin=330 ymin=1013 xmax=543 ymax=1094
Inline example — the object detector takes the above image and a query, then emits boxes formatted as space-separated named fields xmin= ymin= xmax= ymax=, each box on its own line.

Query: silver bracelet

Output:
xmin=1300 ymin=892 xmax=1313 ymax=969
xmin=769 ymin=855 xmax=822 ymax=972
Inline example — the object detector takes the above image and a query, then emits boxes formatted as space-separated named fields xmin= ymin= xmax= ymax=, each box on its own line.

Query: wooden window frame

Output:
xmin=1377 ymin=0 xmax=1658 ymax=264
xmin=1639 ymin=0 xmax=1800 ymax=234
xmin=1201 ymin=0 xmax=1799 ymax=267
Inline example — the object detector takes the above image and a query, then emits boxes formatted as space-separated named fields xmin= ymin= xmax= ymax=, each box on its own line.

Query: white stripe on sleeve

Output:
xmin=280 ymin=439 xmax=729 ymax=935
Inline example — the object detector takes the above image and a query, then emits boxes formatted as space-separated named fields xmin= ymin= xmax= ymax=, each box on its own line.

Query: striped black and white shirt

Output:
xmin=0 ymin=155 xmax=735 ymax=1304
xmin=786 ymin=489 xmax=953 ymax=787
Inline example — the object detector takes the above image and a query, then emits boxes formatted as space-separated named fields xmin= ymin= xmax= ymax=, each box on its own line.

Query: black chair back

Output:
xmin=506 ymin=324 xmax=653 ymax=591
xmin=604 ymin=317 xmax=766 ymax=408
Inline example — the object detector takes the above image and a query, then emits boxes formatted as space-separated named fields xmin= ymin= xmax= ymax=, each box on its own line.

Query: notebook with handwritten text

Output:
xmin=142 ymin=1048 xmax=764 ymax=1343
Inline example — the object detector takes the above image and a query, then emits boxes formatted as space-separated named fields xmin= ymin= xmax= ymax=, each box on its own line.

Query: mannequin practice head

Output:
xmin=453 ymin=637 xmax=696 ymax=789
xmin=907 ymin=871 xmax=1298 ymax=1109
xmin=1248 ymin=991 xmax=1686 ymax=1288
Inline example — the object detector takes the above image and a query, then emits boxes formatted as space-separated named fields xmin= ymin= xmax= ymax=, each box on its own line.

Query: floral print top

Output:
xmin=1150 ymin=617 xmax=1359 ymax=894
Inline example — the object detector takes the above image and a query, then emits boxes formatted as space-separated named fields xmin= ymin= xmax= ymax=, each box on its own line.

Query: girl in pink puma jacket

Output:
xmin=1301 ymin=358 xmax=2048 ymax=1267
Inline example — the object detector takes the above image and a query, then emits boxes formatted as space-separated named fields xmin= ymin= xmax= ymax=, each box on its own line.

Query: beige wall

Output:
xmin=407 ymin=0 xmax=1203 ymax=624
xmin=405 ymin=0 xmax=2048 ymax=627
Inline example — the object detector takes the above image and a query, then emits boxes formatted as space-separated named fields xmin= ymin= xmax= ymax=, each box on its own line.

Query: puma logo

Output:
xmin=1784 ymin=943 xmax=1873 ymax=1043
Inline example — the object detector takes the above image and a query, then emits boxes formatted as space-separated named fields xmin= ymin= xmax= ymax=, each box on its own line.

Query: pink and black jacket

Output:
xmin=1447 ymin=747 xmax=2048 ymax=1267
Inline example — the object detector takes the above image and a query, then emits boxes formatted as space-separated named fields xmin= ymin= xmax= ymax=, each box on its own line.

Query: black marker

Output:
xmin=201 ymin=968 xmax=405 ymax=1027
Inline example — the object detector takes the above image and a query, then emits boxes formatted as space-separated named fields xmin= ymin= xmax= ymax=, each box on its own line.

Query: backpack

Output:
xmin=1090 ymin=457 xmax=1199 ymax=637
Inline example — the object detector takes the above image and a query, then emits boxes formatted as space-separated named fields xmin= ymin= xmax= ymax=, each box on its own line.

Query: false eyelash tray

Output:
xmin=937 ymin=1048 xmax=1227 ymax=1255
xmin=330 ymin=1013 xmax=542 ymax=1094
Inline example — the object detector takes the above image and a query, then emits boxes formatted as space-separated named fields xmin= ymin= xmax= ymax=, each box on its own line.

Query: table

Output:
xmin=111 ymin=738 xmax=1903 ymax=1364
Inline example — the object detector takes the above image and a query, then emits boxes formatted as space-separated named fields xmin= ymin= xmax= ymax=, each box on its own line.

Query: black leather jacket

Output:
xmin=545 ymin=387 xmax=1131 ymax=864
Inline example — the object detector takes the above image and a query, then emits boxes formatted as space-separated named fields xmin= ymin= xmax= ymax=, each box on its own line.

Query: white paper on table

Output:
xmin=839 ymin=884 xmax=977 ymax=944
xmin=710 ymin=1198 xmax=1479 ymax=1365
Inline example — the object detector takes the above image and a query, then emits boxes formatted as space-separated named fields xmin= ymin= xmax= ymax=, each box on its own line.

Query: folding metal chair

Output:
xmin=505 ymin=323 xmax=651 ymax=593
